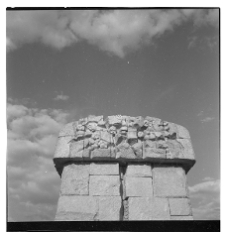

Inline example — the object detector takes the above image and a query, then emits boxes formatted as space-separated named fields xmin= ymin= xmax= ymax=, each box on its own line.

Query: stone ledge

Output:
xmin=53 ymin=158 xmax=195 ymax=176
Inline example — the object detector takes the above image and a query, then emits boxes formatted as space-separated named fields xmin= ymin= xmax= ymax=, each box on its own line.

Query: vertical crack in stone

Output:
xmin=119 ymin=164 xmax=127 ymax=220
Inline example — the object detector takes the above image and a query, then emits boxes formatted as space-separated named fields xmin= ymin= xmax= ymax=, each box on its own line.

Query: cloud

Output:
xmin=201 ymin=117 xmax=215 ymax=123
xmin=7 ymin=102 xmax=73 ymax=221
xmin=188 ymin=35 xmax=219 ymax=50
xmin=53 ymin=94 xmax=70 ymax=101
xmin=197 ymin=110 xmax=215 ymax=123
xmin=6 ymin=9 xmax=219 ymax=57
xmin=189 ymin=178 xmax=220 ymax=219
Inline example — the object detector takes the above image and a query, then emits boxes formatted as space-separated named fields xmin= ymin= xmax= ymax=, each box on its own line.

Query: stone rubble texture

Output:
xmin=54 ymin=115 xmax=195 ymax=220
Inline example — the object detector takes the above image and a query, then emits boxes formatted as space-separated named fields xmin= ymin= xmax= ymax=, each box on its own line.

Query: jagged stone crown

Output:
xmin=54 ymin=115 xmax=195 ymax=166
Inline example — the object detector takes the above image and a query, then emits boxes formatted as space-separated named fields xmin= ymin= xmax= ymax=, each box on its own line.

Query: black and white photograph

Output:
xmin=6 ymin=8 xmax=219 ymax=226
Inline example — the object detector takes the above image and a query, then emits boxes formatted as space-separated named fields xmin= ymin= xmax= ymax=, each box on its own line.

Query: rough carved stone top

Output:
xmin=54 ymin=115 xmax=195 ymax=167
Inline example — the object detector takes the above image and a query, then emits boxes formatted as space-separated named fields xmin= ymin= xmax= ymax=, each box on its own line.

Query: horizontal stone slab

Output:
xmin=55 ymin=195 xmax=98 ymax=221
xmin=128 ymin=197 xmax=170 ymax=220
xmin=90 ymin=163 xmax=119 ymax=175
xmin=126 ymin=164 xmax=152 ymax=177
xmin=97 ymin=196 xmax=122 ymax=220
xmin=60 ymin=164 xmax=89 ymax=195
xmin=53 ymin=157 xmax=195 ymax=176
xmin=125 ymin=177 xmax=153 ymax=197
xmin=169 ymin=198 xmax=192 ymax=216
xmin=89 ymin=176 xmax=120 ymax=196
xmin=153 ymin=166 xmax=187 ymax=197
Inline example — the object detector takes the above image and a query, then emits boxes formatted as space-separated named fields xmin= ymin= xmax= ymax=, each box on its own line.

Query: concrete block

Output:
xmin=126 ymin=164 xmax=152 ymax=177
xmin=125 ymin=177 xmax=153 ymax=197
xmin=70 ymin=140 xmax=83 ymax=158
xmin=128 ymin=197 xmax=170 ymax=220
xmin=90 ymin=163 xmax=119 ymax=175
xmin=169 ymin=198 xmax=191 ymax=216
xmin=54 ymin=136 xmax=73 ymax=158
xmin=177 ymin=139 xmax=195 ymax=160
xmin=60 ymin=164 xmax=89 ymax=195
xmin=58 ymin=122 xmax=75 ymax=137
xmin=55 ymin=195 xmax=98 ymax=221
xmin=89 ymin=176 xmax=120 ymax=196
xmin=170 ymin=216 xmax=193 ymax=220
xmin=97 ymin=196 xmax=122 ymax=220
xmin=176 ymin=125 xmax=190 ymax=139
xmin=91 ymin=149 xmax=111 ymax=159
xmin=153 ymin=166 xmax=187 ymax=197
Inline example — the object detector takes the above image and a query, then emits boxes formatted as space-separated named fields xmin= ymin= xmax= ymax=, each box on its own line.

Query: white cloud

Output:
xmin=201 ymin=117 xmax=215 ymax=123
xmin=189 ymin=179 xmax=220 ymax=219
xmin=53 ymin=94 xmax=70 ymax=101
xmin=7 ymin=102 xmax=73 ymax=221
xmin=7 ymin=9 xmax=219 ymax=57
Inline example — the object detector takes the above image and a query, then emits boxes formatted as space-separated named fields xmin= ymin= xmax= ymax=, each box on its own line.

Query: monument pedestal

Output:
xmin=54 ymin=115 xmax=195 ymax=220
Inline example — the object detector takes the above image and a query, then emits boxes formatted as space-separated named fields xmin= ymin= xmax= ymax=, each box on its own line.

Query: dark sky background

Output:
xmin=6 ymin=9 xmax=219 ymax=221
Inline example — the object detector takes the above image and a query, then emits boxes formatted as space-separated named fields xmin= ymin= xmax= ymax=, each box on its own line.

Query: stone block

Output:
xmin=60 ymin=164 xmax=89 ymax=195
xmin=153 ymin=166 xmax=187 ymax=197
xmin=70 ymin=140 xmax=83 ymax=158
xmin=170 ymin=216 xmax=193 ymax=220
xmin=100 ymin=131 xmax=111 ymax=143
xmin=176 ymin=125 xmax=190 ymax=139
xmin=58 ymin=122 xmax=75 ymax=137
xmin=90 ymin=163 xmax=119 ymax=175
xmin=55 ymin=195 xmax=98 ymax=221
xmin=177 ymin=139 xmax=195 ymax=160
xmin=169 ymin=198 xmax=191 ymax=216
xmin=116 ymin=145 xmax=136 ymax=159
xmin=97 ymin=196 xmax=122 ymax=220
xmin=126 ymin=164 xmax=152 ymax=177
xmin=91 ymin=149 xmax=111 ymax=159
xmin=89 ymin=176 xmax=120 ymax=196
xmin=143 ymin=141 xmax=166 ymax=159
xmin=82 ymin=149 xmax=90 ymax=158
xmin=125 ymin=177 xmax=153 ymax=197
xmin=54 ymin=136 xmax=73 ymax=158
xmin=128 ymin=197 xmax=170 ymax=220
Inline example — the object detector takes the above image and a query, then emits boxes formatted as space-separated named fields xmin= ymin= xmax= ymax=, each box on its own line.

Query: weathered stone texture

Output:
xmin=60 ymin=164 xmax=89 ymax=195
xmin=91 ymin=149 xmax=111 ymax=159
xmin=126 ymin=164 xmax=152 ymax=177
xmin=54 ymin=136 xmax=73 ymax=158
xmin=97 ymin=196 xmax=122 ymax=220
xmin=55 ymin=196 xmax=98 ymax=221
xmin=153 ymin=166 xmax=187 ymax=197
xmin=90 ymin=163 xmax=119 ymax=175
xmin=177 ymin=139 xmax=195 ymax=160
xmin=170 ymin=215 xmax=193 ymax=220
xmin=58 ymin=122 xmax=75 ymax=137
xmin=70 ymin=140 xmax=83 ymax=158
xmin=128 ymin=197 xmax=170 ymax=220
xmin=176 ymin=125 xmax=190 ymax=139
xmin=169 ymin=198 xmax=192 ymax=216
xmin=143 ymin=147 xmax=166 ymax=159
xmin=89 ymin=176 xmax=120 ymax=196
xmin=125 ymin=177 xmax=153 ymax=197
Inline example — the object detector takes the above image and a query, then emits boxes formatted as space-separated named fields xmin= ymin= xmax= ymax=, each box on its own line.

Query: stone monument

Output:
xmin=53 ymin=115 xmax=195 ymax=220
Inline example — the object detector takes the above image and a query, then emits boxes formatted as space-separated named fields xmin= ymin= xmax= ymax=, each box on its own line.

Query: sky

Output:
xmin=6 ymin=9 xmax=219 ymax=221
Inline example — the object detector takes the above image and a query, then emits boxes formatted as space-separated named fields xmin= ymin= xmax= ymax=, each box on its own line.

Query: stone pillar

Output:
xmin=53 ymin=115 xmax=195 ymax=221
